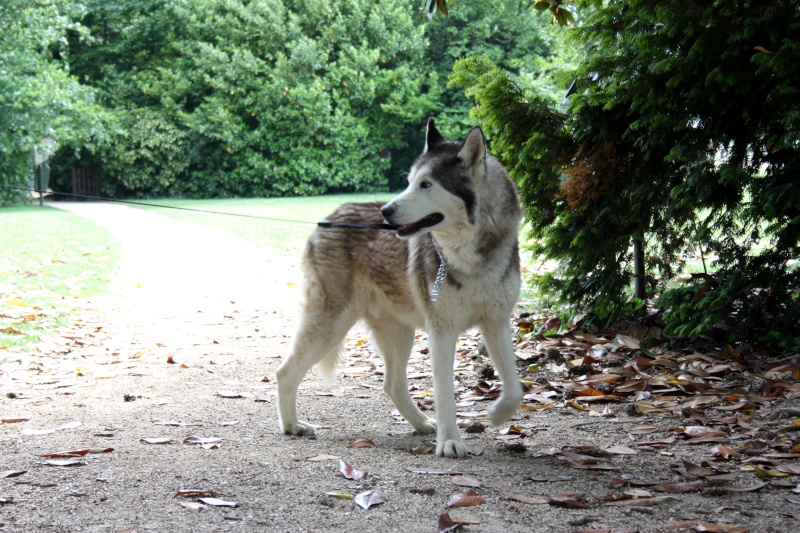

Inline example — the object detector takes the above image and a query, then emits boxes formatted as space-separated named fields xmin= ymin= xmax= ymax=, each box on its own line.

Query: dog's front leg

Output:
xmin=429 ymin=330 xmax=467 ymax=458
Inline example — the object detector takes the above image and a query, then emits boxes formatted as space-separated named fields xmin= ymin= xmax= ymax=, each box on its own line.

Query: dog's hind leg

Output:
xmin=480 ymin=318 xmax=523 ymax=426
xmin=277 ymin=308 xmax=356 ymax=436
xmin=369 ymin=318 xmax=436 ymax=435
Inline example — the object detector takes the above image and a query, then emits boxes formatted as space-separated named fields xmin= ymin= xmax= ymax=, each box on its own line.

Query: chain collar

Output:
xmin=430 ymin=236 xmax=447 ymax=302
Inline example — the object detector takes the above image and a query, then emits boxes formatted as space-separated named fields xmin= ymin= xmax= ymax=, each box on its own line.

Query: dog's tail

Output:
xmin=315 ymin=342 xmax=343 ymax=383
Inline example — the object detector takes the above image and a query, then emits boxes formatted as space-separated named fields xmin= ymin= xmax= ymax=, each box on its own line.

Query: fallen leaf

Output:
xmin=720 ymin=482 xmax=766 ymax=492
xmin=562 ymin=453 xmax=618 ymax=471
xmin=681 ymin=426 xmax=727 ymax=439
xmin=683 ymin=460 xmax=718 ymax=478
xmin=605 ymin=445 xmax=637 ymax=455
xmin=41 ymin=448 xmax=113 ymax=458
xmin=548 ymin=493 xmax=589 ymax=509
xmin=743 ymin=465 xmax=790 ymax=479
xmin=140 ymin=437 xmax=174 ymax=445
xmin=40 ymin=459 xmax=87 ymax=467
xmin=447 ymin=489 xmax=485 ymax=508
xmin=346 ymin=437 xmax=375 ymax=449
xmin=0 ymin=470 xmax=26 ymax=479
xmin=777 ymin=464 xmax=800 ymax=475
xmin=437 ymin=512 xmax=459 ymax=533
xmin=711 ymin=444 xmax=739 ymax=461
xmin=198 ymin=497 xmax=237 ymax=507
xmin=325 ymin=490 xmax=355 ymax=500
xmin=410 ymin=445 xmax=432 ymax=455
xmin=629 ymin=425 xmax=661 ymax=435
xmin=354 ymin=489 xmax=387 ymax=510
xmin=452 ymin=475 xmax=482 ymax=488
xmin=180 ymin=501 xmax=204 ymax=510
xmin=305 ymin=454 xmax=339 ymax=462
xmin=183 ymin=435 xmax=222 ymax=445
xmin=2 ymin=418 xmax=30 ymax=423
xmin=338 ymin=459 xmax=367 ymax=481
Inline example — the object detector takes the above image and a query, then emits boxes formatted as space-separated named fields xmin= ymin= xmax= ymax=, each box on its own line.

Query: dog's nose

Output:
xmin=380 ymin=204 xmax=395 ymax=218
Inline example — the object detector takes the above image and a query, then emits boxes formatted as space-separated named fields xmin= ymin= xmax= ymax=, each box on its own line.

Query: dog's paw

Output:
xmin=411 ymin=418 xmax=436 ymax=435
xmin=281 ymin=420 xmax=317 ymax=436
xmin=436 ymin=439 xmax=468 ymax=458
xmin=488 ymin=396 xmax=519 ymax=427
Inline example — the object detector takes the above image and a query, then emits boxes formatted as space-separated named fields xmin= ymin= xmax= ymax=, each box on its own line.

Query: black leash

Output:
xmin=1 ymin=184 xmax=396 ymax=230
xmin=317 ymin=220 xmax=397 ymax=230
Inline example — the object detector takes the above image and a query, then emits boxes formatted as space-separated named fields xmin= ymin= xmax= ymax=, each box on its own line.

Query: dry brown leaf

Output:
xmin=437 ymin=512 xmax=459 ymax=533
xmin=346 ymin=437 xmax=376 ymax=449
xmin=447 ymin=489 xmax=485 ymax=508
xmin=410 ymin=445 xmax=432 ymax=455
xmin=41 ymin=447 xmax=113 ymax=458
xmin=628 ymin=424 xmax=661 ymax=435
xmin=711 ymin=444 xmax=739 ymax=461
xmin=548 ymin=493 xmax=589 ymax=509
xmin=183 ymin=435 xmax=221 ymax=445
xmin=777 ymin=464 xmax=800 ymax=475
xmin=338 ymin=459 xmax=367 ymax=481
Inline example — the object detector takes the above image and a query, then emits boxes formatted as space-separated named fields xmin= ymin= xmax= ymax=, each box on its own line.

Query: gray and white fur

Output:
xmin=276 ymin=119 xmax=522 ymax=458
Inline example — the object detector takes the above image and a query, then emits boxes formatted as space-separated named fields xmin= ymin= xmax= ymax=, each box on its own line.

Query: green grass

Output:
xmin=128 ymin=194 xmax=394 ymax=257
xmin=0 ymin=205 xmax=121 ymax=354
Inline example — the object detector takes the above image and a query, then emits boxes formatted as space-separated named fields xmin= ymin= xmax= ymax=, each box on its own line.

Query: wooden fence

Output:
xmin=71 ymin=168 xmax=100 ymax=198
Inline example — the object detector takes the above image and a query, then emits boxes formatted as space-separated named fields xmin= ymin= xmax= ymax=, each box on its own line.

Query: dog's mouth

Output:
xmin=395 ymin=213 xmax=444 ymax=237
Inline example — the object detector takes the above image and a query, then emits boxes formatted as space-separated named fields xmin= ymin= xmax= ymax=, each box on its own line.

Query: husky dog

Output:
xmin=276 ymin=119 xmax=522 ymax=458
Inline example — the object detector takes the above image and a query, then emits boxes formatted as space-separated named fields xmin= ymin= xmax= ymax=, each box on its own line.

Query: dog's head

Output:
xmin=380 ymin=119 xmax=487 ymax=238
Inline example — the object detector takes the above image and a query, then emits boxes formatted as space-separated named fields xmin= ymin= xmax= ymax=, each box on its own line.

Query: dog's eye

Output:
xmin=420 ymin=181 xmax=432 ymax=189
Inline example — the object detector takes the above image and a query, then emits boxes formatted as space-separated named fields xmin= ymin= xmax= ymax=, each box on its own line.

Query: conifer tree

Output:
xmin=451 ymin=0 xmax=800 ymax=349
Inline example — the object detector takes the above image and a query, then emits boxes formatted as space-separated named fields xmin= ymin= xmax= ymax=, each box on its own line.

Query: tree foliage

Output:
xmin=55 ymin=0 xmax=438 ymax=197
xmin=0 ymin=0 xmax=107 ymax=204
xmin=4 ymin=0 xmax=564 ymax=200
xmin=452 ymin=0 xmax=800 ymax=349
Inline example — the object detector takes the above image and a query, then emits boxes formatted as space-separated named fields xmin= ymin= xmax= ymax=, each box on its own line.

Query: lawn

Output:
xmin=0 ymin=205 xmax=122 ymax=354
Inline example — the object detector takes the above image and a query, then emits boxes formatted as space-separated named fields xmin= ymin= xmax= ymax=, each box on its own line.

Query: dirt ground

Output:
xmin=1 ymin=202 xmax=798 ymax=533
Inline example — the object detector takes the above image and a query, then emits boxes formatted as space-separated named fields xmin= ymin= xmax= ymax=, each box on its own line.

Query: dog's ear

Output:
xmin=458 ymin=126 xmax=486 ymax=169
xmin=424 ymin=118 xmax=446 ymax=153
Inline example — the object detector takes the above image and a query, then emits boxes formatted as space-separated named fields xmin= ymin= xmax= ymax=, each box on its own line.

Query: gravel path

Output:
xmin=0 ymin=202 xmax=794 ymax=533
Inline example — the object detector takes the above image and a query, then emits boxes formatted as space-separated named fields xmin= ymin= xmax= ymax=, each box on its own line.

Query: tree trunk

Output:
xmin=633 ymin=238 xmax=646 ymax=299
